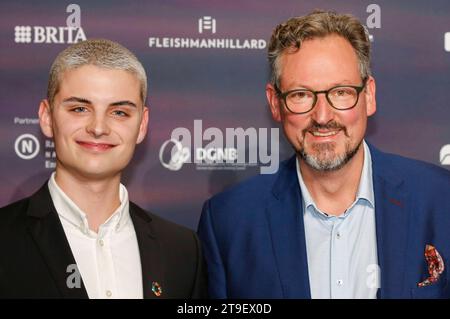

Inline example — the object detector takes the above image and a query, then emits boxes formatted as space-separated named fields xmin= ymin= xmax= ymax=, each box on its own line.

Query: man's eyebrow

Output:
xmin=62 ymin=96 xmax=92 ymax=104
xmin=285 ymin=80 xmax=356 ymax=90
xmin=60 ymin=97 xmax=137 ymax=108
xmin=109 ymin=100 xmax=137 ymax=108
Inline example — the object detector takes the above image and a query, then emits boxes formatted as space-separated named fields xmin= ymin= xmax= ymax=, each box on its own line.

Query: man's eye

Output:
xmin=112 ymin=110 xmax=128 ymax=117
xmin=336 ymin=89 xmax=349 ymax=96
xmin=71 ymin=106 xmax=87 ymax=113
xmin=332 ymin=88 xmax=356 ymax=97
xmin=290 ymin=91 xmax=310 ymax=99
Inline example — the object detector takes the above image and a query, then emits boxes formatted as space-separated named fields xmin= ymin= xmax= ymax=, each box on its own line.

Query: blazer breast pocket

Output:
xmin=410 ymin=279 xmax=449 ymax=299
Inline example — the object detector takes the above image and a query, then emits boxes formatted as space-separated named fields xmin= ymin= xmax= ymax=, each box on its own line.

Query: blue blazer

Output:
xmin=198 ymin=144 xmax=450 ymax=299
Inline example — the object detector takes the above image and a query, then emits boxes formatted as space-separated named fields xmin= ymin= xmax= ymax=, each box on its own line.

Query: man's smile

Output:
xmin=76 ymin=140 xmax=117 ymax=152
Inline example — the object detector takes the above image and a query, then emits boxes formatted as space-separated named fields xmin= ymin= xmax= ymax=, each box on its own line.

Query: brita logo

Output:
xmin=14 ymin=4 xmax=86 ymax=44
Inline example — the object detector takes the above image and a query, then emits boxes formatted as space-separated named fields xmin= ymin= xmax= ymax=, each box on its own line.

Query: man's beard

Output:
xmin=296 ymin=120 xmax=362 ymax=172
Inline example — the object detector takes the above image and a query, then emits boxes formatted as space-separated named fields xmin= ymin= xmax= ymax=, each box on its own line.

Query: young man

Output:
xmin=198 ymin=10 xmax=450 ymax=298
xmin=0 ymin=39 xmax=207 ymax=299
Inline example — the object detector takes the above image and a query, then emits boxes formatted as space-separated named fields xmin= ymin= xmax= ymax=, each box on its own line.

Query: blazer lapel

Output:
xmin=265 ymin=156 xmax=311 ymax=298
xmin=26 ymin=183 xmax=88 ymax=298
xmin=370 ymin=145 xmax=410 ymax=298
xmin=129 ymin=203 xmax=165 ymax=299
xmin=266 ymin=145 xmax=410 ymax=299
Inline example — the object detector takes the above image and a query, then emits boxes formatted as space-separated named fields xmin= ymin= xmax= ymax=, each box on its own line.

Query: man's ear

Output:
xmin=136 ymin=106 xmax=149 ymax=144
xmin=365 ymin=76 xmax=377 ymax=117
xmin=266 ymin=83 xmax=282 ymax=122
xmin=39 ymin=99 xmax=53 ymax=138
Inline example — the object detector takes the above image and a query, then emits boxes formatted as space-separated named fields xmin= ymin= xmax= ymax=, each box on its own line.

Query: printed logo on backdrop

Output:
xmin=149 ymin=16 xmax=266 ymax=50
xmin=440 ymin=145 xmax=450 ymax=165
xmin=159 ymin=120 xmax=279 ymax=174
xmin=14 ymin=134 xmax=40 ymax=160
xmin=198 ymin=16 xmax=216 ymax=34
xmin=13 ymin=117 xmax=56 ymax=168
xmin=14 ymin=4 xmax=86 ymax=44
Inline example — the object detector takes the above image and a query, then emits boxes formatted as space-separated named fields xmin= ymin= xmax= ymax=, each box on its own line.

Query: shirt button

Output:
xmin=106 ymin=290 xmax=112 ymax=297
xmin=99 ymin=239 xmax=104 ymax=247
xmin=336 ymin=232 xmax=341 ymax=239
xmin=337 ymin=279 xmax=344 ymax=286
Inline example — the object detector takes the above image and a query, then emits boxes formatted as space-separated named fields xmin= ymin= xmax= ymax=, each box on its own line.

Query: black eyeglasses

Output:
xmin=275 ymin=78 xmax=368 ymax=114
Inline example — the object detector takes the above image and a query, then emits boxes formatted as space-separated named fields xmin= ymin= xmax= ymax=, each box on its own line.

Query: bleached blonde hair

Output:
xmin=47 ymin=38 xmax=147 ymax=106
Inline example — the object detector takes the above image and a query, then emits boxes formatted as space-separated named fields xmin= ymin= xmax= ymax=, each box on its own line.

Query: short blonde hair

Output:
xmin=47 ymin=38 xmax=147 ymax=106
xmin=268 ymin=10 xmax=371 ymax=87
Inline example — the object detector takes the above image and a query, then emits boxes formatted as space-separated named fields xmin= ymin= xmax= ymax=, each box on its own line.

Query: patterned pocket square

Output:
xmin=417 ymin=244 xmax=445 ymax=288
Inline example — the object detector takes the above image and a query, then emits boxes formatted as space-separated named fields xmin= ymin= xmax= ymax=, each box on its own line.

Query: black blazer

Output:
xmin=0 ymin=183 xmax=207 ymax=299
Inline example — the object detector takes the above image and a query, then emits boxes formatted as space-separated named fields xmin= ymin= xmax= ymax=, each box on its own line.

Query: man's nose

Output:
xmin=310 ymin=93 xmax=335 ymax=125
xmin=86 ymin=114 xmax=111 ymax=137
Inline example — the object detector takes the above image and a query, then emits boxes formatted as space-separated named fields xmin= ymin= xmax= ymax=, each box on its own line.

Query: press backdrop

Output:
xmin=1 ymin=0 xmax=449 ymax=230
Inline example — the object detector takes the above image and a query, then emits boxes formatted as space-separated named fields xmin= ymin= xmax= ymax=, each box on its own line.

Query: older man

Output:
xmin=198 ymin=10 xmax=450 ymax=299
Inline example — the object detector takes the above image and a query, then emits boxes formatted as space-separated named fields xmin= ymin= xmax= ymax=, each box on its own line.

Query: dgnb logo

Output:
xmin=440 ymin=144 xmax=450 ymax=165
xmin=198 ymin=16 xmax=216 ymax=34
xmin=14 ymin=4 xmax=86 ymax=44
xmin=14 ymin=133 xmax=40 ymax=160
xmin=159 ymin=139 xmax=190 ymax=171
xmin=159 ymin=120 xmax=279 ymax=174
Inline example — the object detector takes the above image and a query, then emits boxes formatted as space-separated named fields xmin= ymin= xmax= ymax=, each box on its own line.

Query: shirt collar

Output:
xmin=296 ymin=140 xmax=375 ymax=216
xmin=48 ymin=172 xmax=131 ymax=236
xmin=357 ymin=141 xmax=375 ymax=207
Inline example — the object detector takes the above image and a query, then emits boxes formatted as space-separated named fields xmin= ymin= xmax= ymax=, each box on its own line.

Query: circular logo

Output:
xmin=159 ymin=138 xmax=190 ymax=171
xmin=14 ymin=133 xmax=40 ymax=160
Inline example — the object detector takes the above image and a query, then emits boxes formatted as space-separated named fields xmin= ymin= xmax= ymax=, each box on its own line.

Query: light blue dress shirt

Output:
xmin=297 ymin=141 xmax=380 ymax=299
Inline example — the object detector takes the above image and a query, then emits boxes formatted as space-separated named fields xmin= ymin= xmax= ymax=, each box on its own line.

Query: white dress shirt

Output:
xmin=48 ymin=172 xmax=143 ymax=299
xmin=298 ymin=140 xmax=380 ymax=299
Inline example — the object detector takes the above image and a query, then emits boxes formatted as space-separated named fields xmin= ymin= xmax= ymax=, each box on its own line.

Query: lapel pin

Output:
xmin=152 ymin=281 xmax=162 ymax=297
xmin=418 ymin=244 xmax=445 ymax=287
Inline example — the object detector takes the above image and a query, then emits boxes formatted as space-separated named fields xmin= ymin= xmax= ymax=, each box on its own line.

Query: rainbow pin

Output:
xmin=152 ymin=281 xmax=162 ymax=297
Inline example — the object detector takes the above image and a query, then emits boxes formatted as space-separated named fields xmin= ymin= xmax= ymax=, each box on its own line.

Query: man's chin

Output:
xmin=298 ymin=142 xmax=361 ymax=172
xmin=81 ymin=165 xmax=127 ymax=179
xmin=300 ymin=152 xmax=346 ymax=171
xmin=60 ymin=165 xmax=123 ymax=181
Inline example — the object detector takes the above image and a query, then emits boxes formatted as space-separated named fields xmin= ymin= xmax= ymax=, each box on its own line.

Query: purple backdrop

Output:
xmin=1 ymin=0 xmax=449 ymax=230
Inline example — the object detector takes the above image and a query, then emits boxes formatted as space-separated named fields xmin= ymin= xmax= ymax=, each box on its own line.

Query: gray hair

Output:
xmin=47 ymin=38 xmax=147 ymax=106
xmin=268 ymin=10 xmax=371 ymax=88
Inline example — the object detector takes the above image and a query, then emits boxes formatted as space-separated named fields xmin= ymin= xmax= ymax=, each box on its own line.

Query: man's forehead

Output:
xmin=55 ymin=66 xmax=141 ymax=103
xmin=59 ymin=64 xmax=140 ymax=82
xmin=281 ymin=36 xmax=358 ymax=65
xmin=279 ymin=36 xmax=361 ymax=88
